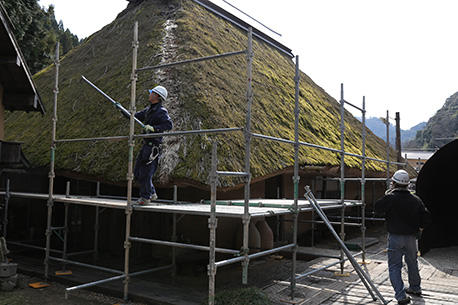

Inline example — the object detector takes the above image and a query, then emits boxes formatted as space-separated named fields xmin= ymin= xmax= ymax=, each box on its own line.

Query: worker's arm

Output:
xmin=134 ymin=108 xmax=147 ymax=122
xmin=374 ymin=195 xmax=390 ymax=217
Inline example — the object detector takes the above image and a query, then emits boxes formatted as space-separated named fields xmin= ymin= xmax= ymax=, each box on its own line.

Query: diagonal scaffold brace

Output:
xmin=81 ymin=75 xmax=145 ymax=129
xmin=304 ymin=186 xmax=389 ymax=305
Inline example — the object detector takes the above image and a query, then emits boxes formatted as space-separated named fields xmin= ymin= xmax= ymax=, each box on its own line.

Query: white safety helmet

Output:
xmin=391 ymin=169 xmax=410 ymax=186
xmin=149 ymin=85 xmax=168 ymax=101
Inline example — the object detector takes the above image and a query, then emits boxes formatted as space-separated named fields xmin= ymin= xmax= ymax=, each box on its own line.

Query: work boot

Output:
xmin=406 ymin=288 xmax=422 ymax=296
xmin=136 ymin=197 xmax=151 ymax=206
xmin=398 ymin=296 xmax=411 ymax=305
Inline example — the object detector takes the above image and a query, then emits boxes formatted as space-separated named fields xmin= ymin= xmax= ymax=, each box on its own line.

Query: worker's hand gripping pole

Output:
xmin=81 ymin=75 xmax=145 ymax=129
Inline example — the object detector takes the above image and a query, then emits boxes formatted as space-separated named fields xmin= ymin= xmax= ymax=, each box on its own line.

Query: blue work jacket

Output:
xmin=135 ymin=102 xmax=173 ymax=146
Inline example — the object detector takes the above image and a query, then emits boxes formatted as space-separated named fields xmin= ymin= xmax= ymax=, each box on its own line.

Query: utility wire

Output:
xmin=222 ymin=0 xmax=282 ymax=37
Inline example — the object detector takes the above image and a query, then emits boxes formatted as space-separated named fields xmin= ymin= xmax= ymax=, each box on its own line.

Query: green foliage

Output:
xmin=1 ymin=0 xmax=80 ymax=73
xmin=205 ymin=287 xmax=272 ymax=305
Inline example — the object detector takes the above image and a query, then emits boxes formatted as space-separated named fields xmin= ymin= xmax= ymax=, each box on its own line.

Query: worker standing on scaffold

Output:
xmin=375 ymin=169 xmax=431 ymax=305
xmin=134 ymin=85 xmax=172 ymax=205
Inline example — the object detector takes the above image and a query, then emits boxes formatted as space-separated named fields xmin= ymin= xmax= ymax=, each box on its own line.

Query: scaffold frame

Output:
xmin=0 ymin=14 xmax=407 ymax=305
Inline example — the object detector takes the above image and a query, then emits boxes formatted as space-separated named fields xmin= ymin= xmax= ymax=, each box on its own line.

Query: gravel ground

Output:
xmin=421 ymin=246 xmax=458 ymax=271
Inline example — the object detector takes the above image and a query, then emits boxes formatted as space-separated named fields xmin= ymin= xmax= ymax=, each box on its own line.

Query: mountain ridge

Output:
xmin=358 ymin=117 xmax=425 ymax=146
xmin=408 ymin=91 xmax=458 ymax=149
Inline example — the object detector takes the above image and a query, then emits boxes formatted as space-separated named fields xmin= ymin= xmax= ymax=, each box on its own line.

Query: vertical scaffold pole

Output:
xmin=93 ymin=205 xmax=100 ymax=263
xmin=123 ymin=21 xmax=138 ymax=301
xmin=290 ymin=55 xmax=300 ymax=300
xmin=385 ymin=110 xmax=390 ymax=188
xmin=62 ymin=181 xmax=70 ymax=272
xmin=361 ymin=96 xmax=367 ymax=263
xmin=208 ymin=142 xmax=218 ymax=305
xmin=45 ymin=42 xmax=59 ymax=280
xmin=339 ymin=83 xmax=346 ymax=274
xmin=241 ymin=27 xmax=253 ymax=285
xmin=94 ymin=181 xmax=100 ymax=262
xmin=62 ymin=203 xmax=69 ymax=270
xmin=172 ymin=185 xmax=177 ymax=277
xmin=3 ymin=179 xmax=10 ymax=238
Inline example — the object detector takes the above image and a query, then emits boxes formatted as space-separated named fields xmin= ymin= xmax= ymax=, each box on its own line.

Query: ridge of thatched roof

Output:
xmin=5 ymin=0 xmax=399 ymax=187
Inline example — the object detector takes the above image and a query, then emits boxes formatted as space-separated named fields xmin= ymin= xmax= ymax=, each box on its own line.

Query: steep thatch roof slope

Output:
xmin=5 ymin=0 xmax=397 ymax=186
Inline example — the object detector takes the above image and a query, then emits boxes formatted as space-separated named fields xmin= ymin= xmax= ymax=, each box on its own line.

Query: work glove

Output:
xmin=144 ymin=125 xmax=155 ymax=133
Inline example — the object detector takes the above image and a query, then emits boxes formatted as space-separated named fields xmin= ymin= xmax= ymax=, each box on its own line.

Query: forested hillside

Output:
xmin=409 ymin=92 xmax=458 ymax=149
xmin=0 ymin=0 xmax=80 ymax=73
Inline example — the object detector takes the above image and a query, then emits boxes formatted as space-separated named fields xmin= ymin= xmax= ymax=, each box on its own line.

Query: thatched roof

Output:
xmin=5 ymin=0 xmax=399 ymax=187
xmin=0 ymin=2 xmax=44 ymax=114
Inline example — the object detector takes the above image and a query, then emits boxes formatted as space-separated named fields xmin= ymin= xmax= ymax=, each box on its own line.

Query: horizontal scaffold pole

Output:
xmin=7 ymin=241 xmax=62 ymax=254
xmin=343 ymin=99 xmax=364 ymax=112
xmin=65 ymin=264 xmax=172 ymax=297
xmin=216 ymin=171 xmax=249 ymax=177
xmin=49 ymin=256 xmax=123 ymax=274
xmin=129 ymin=237 xmax=240 ymax=255
xmin=283 ymin=219 xmax=362 ymax=227
xmin=252 ymin=133 xmax=406 ymax=166
xmin=134 ymin=127 xmax=243 ymax=139
xmin=55 ymin=128 xmax=243 ymax=144
xmin=136 ymin=50 xmax=245 ymax=72
xmin=55 ymin=135 xmax=129 ymax=143
xmin=324 ymin=177 xmax=388 ymax=181
xmin=215 ymin=244 xmax=295 ymax=268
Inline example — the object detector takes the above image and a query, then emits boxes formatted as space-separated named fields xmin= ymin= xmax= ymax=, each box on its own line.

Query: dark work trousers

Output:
xmin=134 ymin=144 xmax=160 ymax=199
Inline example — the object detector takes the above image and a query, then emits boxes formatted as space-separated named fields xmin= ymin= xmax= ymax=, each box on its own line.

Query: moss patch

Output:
xmin=206 ymin=287 xmax=272 ymax=305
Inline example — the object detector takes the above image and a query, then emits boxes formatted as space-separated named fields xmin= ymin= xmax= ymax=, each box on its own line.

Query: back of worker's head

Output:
xmin=391 ymin=169 xmax=410 ymax=188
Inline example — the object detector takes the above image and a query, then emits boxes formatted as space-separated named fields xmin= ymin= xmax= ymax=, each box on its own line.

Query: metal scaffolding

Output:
xmin=0 ymin=16 xmax=407 ymax=305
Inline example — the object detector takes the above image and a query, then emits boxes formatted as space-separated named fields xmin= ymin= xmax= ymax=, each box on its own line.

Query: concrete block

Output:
xmin=0 ymin=262 xmax=17 ymax=277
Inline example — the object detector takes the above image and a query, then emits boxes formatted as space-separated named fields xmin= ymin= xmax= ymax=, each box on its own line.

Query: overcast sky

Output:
xmin=38 ymin=0 xmax=458 ymax=129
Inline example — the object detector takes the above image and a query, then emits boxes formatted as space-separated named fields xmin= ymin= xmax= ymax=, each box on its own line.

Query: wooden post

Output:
xmin=395 ymin=112 xmax=401 ymax=169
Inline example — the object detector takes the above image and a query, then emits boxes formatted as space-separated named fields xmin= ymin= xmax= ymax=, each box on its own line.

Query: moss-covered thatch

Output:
xmin=5 ymin=0 xmax=398 ymax=187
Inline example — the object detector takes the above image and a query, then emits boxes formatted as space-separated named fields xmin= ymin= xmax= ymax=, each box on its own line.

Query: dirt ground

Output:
xmin=0 ymin=273 xmax=145 ymax=305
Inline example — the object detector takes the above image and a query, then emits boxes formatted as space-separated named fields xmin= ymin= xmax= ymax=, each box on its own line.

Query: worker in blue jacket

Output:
xmin=375 ymin=170 xmax=431 ymax=305
xmin=134 ymin=85 xmax=172 ymax=205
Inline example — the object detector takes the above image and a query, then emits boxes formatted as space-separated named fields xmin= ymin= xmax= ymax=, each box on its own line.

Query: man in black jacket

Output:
xmin=375 ymin=170 xmax=431 ymax=305
xmin=134 ymin=85 xmax=173 ymax=205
